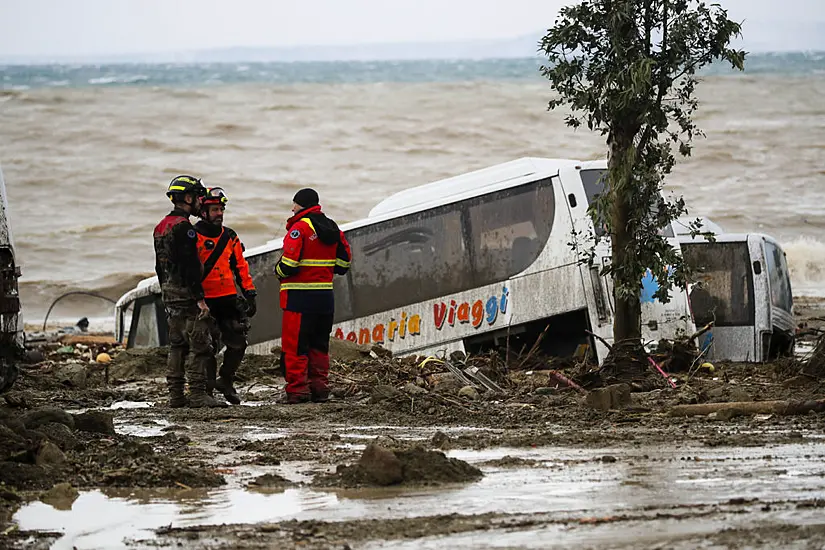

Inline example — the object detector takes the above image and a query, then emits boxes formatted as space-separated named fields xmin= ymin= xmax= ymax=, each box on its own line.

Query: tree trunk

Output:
xmin=608 ymin=134 xmax=642 ymax=345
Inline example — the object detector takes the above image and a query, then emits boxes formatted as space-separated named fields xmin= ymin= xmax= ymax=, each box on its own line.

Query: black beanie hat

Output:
xmin=293 ymin=188 xmax=319 ymax=208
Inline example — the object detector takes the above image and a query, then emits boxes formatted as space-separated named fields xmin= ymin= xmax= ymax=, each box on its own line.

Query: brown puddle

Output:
xmin=13 ymin=441 xmax=825 ymax=549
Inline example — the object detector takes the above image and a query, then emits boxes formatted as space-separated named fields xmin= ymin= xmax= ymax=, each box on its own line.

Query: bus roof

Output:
xmin=131 ymin=157 xmax=608 ymax=292
xmin=368 ymin=157 xmax=591 ymax=218
xmin=245 ymin=157 xmax=606 ymax=257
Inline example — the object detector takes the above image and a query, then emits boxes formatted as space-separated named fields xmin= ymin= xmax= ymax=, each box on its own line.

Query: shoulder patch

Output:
xmin=187 ymin=229 xmax=196 ymax=239
xmin=289 ymin=229 xmax=301 ymax=239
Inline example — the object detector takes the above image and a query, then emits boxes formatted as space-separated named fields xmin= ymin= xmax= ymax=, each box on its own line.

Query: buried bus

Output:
xmin=675 ymin=218 xmax=795 ymax=362
xmin=116 ymin=157 xmax=698 ymax=364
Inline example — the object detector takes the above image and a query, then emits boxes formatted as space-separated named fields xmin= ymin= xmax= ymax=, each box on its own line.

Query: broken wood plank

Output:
xmin=669 ymin=399 xmax=825 ymax=417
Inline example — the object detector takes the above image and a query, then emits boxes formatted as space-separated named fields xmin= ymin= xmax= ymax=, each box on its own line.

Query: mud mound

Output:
xmin=317 ymin=443 xmax=482 ymax=488
xmin=71 ymin=438 xmax=225 ymax=488
xmin=108 ymin=347 xmax=169 ymax=380
xmin=0 ymin=406 xmax=224 ymax=493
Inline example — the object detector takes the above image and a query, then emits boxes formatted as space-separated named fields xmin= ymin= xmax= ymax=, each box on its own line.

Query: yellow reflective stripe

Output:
xmin=275 ymin=264 xmax=286 ymax=278
xmin=299 ymin=217 xmax=316 ymax=234
xmin=335 ymin=258 xmax=351 ymax=268
xmin=280 ymin=257 xmax=300 ymax=267
xmin=168 ymin=185 xmax=187 ymax=191
xmin=280 ymin=282 xmax=333 ymax=290
xmin=176 ymin=176 xmax=199 ymax=185
xmin=299 ymin=259 xmax=336 ymax=266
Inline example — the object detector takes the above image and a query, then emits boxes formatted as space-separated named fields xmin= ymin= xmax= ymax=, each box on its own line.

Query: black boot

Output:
xmin=215 ymin=376 xmax=241 ymax=405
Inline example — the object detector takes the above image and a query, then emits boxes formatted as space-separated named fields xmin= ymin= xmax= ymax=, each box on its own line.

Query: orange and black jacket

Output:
xmin=194 ymin=221 xmax=256 ymax=299
xmin=153 ymin=208 xmax=204 ymax=307
xmin=275 ymin=205 xmax=351 ymax=313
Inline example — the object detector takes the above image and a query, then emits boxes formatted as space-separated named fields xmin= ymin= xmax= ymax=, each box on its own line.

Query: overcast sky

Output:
xmin=1 ymin=0 xmax=822 ymax=57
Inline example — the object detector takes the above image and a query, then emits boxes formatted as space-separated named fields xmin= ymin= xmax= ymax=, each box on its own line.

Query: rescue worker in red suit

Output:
xmin=153 ymin=175 xmax=226 ymax=408
xmin=194 ymin=187 xmax=257 ymax=405
xmin=275 ymin=188 xmax=351 ymax=404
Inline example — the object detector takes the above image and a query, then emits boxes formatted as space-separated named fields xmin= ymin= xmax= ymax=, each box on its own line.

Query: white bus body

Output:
xmin=116 ymin=158 xmax=698 ymax=363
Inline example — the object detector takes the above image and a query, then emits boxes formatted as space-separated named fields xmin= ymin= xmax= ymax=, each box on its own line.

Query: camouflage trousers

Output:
xmin=166 ymin=309 xmax=214 ymax=396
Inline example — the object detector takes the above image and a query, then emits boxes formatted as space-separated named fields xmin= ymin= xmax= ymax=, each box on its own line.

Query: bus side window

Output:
xmin=348 ymin=206 xmax=472 ymax=317
xmin=467 ymin=178 xmax=555 ymax=285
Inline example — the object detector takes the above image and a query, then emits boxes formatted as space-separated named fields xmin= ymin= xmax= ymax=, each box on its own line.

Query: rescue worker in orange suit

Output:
xmin=194 ymin=187 xmax=257 ymax=405
xmin=153 ymin=175 xmax=226 ymax=408
xmin=275 ymin=188 xmax=351 ymax=404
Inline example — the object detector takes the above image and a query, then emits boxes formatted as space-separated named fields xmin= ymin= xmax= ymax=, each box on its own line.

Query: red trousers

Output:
xmin=280 ymin=310 xmax=334 ymax=398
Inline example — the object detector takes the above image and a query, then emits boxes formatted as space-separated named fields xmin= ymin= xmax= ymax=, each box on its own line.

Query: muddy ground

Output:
xmin=2 ymin=306 xmax=825 ymax=549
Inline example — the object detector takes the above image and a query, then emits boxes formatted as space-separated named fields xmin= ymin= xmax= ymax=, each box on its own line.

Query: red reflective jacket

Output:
xmin=275 ymin=206 xmax=351 ymax=310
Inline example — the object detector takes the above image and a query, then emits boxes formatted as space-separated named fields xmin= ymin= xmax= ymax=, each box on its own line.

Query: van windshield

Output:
xmin=681 ymin=241 xmax=755 ymax=327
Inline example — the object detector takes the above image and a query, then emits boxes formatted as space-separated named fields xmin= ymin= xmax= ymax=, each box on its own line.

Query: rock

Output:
xmin=24 ymin=349 xmax=45 ymax=364
xmin=601 ymin=455 xmax=618 ymax=463
xmin=585 ymin=384 xmax=632 ymax=411
xmin=370 ymin=385 xmax=401 ymax=404
xmin=430 ymin=374 xmax=464 ymax=395
xmin=54 ymin=364 xmax=87 ymax=388
xmin=431 ymin=431 xmax=452 ymax=450
xmin=328 ymin=338 xmax=373 ymax=362
xmin=35 ymin=422 xmax=80 ymax=451
xmin=403 ymin=382 xmax=428 ymax=396
xmin=73 ymin=411 xmax=115 ymax=435
xmin=248 ymin=473 xmax=294 ymax=489
xmin=40 ymin=482 xmax=79 ymax=510
xmin=533 ymin=387 xmax=558 ymax=396
xmin=458 ymin=386 xmax=479 ymax=401
xmin=35 ymin=441 xmax=66 ymax=468
xmin=22 ymin=408 xmax=75 ymax=431
xmin=357 ymin=444 xmax=404 ymax=486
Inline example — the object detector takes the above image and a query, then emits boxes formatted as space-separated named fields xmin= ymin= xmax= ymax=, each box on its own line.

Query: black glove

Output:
xmin=243 ymin=290 xmax=257 ymax=318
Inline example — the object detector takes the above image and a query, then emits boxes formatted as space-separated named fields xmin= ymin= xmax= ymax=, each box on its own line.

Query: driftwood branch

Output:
xmin=688 ymin=322 xmax=714 ymax=342
xmin=586 ymin=330 xmax=613 ymax=352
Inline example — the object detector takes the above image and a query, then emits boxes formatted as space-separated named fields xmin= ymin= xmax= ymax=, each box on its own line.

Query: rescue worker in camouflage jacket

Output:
xmin=153 ymin=175 xmax=226 ymax=408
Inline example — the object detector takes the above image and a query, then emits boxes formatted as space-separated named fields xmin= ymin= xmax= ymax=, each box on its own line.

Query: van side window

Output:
xmin=348 ymin=207 xmax=471 ymax=317
xmin=467 ymin=178 xmax=555 ymax=285
xmin=764 ymin=241 xmax=793 ymax=313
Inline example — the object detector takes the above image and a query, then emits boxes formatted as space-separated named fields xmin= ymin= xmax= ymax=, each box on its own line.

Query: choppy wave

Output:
xmin=2 ymin=53 xmax=825 ymax=90
xmin=785 ymin=237 xmax=825 ymax=297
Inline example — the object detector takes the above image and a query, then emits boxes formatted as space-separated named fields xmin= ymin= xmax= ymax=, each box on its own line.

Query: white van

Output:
xmin=676 ymin=218 xmax=795 ymax=362
xmin=116 ymin=158 xmax=699 ymax=363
